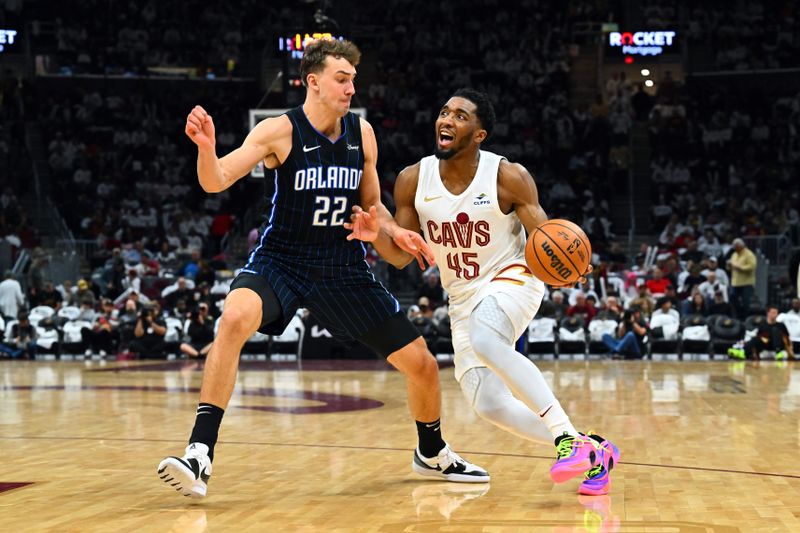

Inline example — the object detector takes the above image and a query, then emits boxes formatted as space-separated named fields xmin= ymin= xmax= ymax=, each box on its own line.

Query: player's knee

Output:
xmin=390 ymin=338 xmax=437 ymax=382
xmin=218 ymin=306 xmax=258 ymax=340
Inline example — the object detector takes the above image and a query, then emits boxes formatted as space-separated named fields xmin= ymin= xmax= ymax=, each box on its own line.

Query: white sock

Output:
xmin=469 ymin=297 xmax=579 ymax=441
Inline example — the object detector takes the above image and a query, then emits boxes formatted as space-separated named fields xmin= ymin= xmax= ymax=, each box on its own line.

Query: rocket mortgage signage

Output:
xmin=608 ymin=31 xmax=677 ymax=56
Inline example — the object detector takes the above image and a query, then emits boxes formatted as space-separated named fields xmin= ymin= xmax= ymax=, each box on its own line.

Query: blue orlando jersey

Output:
xmin=250 ymin=106 xmax=366 ymax=266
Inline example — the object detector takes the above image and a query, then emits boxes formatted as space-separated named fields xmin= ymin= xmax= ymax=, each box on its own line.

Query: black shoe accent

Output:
xmin=442 ymin=460 xmax=467 ymax=476
xmin=174 ymin=457 xmax=200 ymax=478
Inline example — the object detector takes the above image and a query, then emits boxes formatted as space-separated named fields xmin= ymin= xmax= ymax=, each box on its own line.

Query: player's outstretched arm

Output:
xmin=500 ymin=161 xmax=590 ymax=286
xmin=348 ymin=120 xmax=433 ymax=269
xmin=186 ymin=106 xmax=290 ymax=193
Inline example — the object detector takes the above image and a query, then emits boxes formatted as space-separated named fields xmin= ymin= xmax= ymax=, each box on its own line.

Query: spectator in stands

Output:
xmin=415 ymin=297 xmax=434 ymax=320
xmin=117 ymin=298 xmax=139 ymax=351
xmin=701 ymin=256 xmax=729 ymax=286
xmin=679 ymin=263 xmax=707 ymax=299
xmin=697 ymin=229 xmax=722 ymax=259
xmin=539 ymin=290 xmax=567 ymax=320
xmin=180 ymin=303 xmax=215 ymax=359
xmin=76 ymin=278 xmax=96 ymax=308
xmin=788 ymin=298 xmax=800 ymax=316
xmin=416 ymin=271 xmax=443 ymax=310
xmin=682 ymin=291 xmax=708 ymax=316
xmin=652 ymin=297 xmax=680 ymax=322
xmin=629 ymin=284 xmax=656 ymax=317
xmin=155 ymin=241 xmax=178 ymax=271
xmin=602 ymin=306 xmax=648 ymax=359
xmin=179 ymin=249 xmax=201 ymax=279
xmin=567 ymin=292 xmax=596 ymax=324
xmin=698 ymin=271 xmax=727 ymax=304
xmin=165 ymin=277 xmax=194 ymax=312
xmin=81 ymin=299 xmax=119 ymax=357
xmin=37 ymin=282 xmax=63 ymax=310
xmin=170 ymin=298 xmax=189 ymax=320
xmin=130 ymin=303 xmax=167 ymax=359
xmin=0 ymin=313 xmax=37 ymax=359
xmin=728 ymin=306 xmax=794 ymax=361
xmin=708 ymin=290 xmax=735 ymax=317
xmin=728 ymin=238 xmax=757 ymax=318
xmin=646 ymin=267 xmax=672 ymax=296
xmin=26 ymin=249 xmax=47 ymax=293
xmin=604 ymin=242 xmax=627 ymax=269
xmin=681 ymin=239 xmax=705 ymax=265
xmin=0 ymin=270 xmax=25 ymax=320
xmin=194 ymin=260 xmax=216 ymax=287
xmin=600 ymin=295 xmax=623 ymax=321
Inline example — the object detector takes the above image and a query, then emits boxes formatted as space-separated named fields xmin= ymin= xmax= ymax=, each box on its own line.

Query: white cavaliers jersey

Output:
xmin=415 ymin=150 xmax=527 ymax=307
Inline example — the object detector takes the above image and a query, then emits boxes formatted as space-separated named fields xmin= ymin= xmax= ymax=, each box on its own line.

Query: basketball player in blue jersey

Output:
xmin=347 ymin=89 xmax=620 ymax=495
xmin=156 ymin=40 xmax=488 ymax=499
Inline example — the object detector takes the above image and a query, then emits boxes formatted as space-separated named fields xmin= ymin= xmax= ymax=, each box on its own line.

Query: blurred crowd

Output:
xmin=2 ymin=1 xmax=798 ymax=360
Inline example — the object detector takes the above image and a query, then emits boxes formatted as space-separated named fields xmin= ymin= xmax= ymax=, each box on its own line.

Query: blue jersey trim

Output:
xmin=245 ymin=169 xmax=279 ymax=268
xmin=301 ymin=107 xmax=348 ymax=144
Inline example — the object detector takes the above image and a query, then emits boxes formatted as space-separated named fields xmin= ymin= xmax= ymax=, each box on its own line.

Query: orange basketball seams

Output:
xmin=525 ymin=219 xmax=591 ymax=285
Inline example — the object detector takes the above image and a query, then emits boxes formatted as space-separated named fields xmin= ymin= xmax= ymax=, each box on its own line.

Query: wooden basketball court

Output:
xmin=2 ymin=358 xmax=798 ymax=531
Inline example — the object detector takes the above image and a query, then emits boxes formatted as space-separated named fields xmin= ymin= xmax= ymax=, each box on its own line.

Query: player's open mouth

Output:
xmin=438 ymin=131 xmax=455 ymax=147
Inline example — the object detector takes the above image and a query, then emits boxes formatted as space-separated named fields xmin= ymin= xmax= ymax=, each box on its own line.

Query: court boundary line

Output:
xmin=2 ymin=435 xmax=798 ymax=480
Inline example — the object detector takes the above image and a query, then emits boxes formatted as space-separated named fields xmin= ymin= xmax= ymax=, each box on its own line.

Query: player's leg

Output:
xmin=308 ymin=276 xmax=488 ymax=483
xmin=158 ymin=273 xmax=284 ymax=498
xmin=468 ymin=295 xmax=603 ymax=483
xmin=379 ymin=328 xmax=489 ymax=483
xmin=469 ymin=296 xmax=577 ymax=439
xmin=458 ymin=366 xmax=553 ymax=445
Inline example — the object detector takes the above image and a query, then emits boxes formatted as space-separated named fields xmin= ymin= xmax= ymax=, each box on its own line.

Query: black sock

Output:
xmin=416 ymin=419 xmax=446 ymax=458
xmin=189 ymin=403 xmax=224 ymax=462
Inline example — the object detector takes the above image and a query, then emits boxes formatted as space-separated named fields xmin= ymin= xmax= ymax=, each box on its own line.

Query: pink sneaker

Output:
xmin=578 ymin=435 xmax=620 ymax=495
xmin=549 ymin=433 xmax=599 ymax=483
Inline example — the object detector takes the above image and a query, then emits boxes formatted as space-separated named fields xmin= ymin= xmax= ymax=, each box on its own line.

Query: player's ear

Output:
xmin=306 ymin=72 xmax=320 ymax=92
xmin=474 ymin=129 xmax=487 ymax=144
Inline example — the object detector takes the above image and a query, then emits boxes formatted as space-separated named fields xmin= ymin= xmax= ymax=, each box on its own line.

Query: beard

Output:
xmin=434 ymin=145 xmax=457 ymax=160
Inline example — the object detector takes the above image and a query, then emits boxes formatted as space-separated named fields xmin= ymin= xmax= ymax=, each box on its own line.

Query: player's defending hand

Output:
xmin=345 ymin=206 xmax=436 ymax=269
xmin=550 ymin=264 xmax=593 ymax=288
xmin=185 ymin=105 xmax=216 ymax=151
xmin=345 ymin=205 xmax=380 ymax=242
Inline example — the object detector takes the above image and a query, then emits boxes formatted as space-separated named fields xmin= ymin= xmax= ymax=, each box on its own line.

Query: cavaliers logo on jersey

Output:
xmin=426 ymin=212 xmax=490 ymax=248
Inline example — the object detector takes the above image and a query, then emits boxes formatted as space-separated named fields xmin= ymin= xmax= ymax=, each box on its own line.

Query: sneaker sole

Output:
xmin=578 ymin=480 xmax=610 ymax=496
xmin=550 ymin=457 xmax=594 ymax=483
xmin=411 ymin=461 xmax=490 ymax=483
xmin=157 ymin=457 xmax=206 ymax=498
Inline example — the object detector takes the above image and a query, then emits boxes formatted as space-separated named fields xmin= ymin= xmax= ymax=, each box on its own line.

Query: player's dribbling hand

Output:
xmin=345 ymin=205 xmax=380 ymax=242
xmin=550 ymin=264 xmax=593 ymax=288
xmin=185 ymin=105 xmax=216 ymax=150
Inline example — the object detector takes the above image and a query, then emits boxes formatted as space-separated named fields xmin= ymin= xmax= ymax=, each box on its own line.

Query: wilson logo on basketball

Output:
xmin=540 ymin=240 xmax=573 ymax=280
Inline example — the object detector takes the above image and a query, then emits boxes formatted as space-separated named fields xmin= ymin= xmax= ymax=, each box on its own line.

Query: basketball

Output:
xmin=525 ymin=219 xmax=592 ymax=286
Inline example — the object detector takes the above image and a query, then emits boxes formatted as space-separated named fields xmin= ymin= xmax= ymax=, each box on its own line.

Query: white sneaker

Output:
xmin=412 ymin=443 xmax=490 ymax=483
xmin=157 ymin=443 xmax=213 ymax=498
xmin=84 ymin=348 xmax=92 ymax=357
xmin=99 ymin=350 xmax=107 ymax=357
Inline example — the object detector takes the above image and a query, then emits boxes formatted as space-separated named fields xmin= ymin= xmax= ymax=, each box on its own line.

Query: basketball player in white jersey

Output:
xmin=345 ymin=88 xmax=619 ymax=495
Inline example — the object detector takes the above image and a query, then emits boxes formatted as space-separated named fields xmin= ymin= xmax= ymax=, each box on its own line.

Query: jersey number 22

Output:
xmin=312 ymin=196 xmax=347 ymax=226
